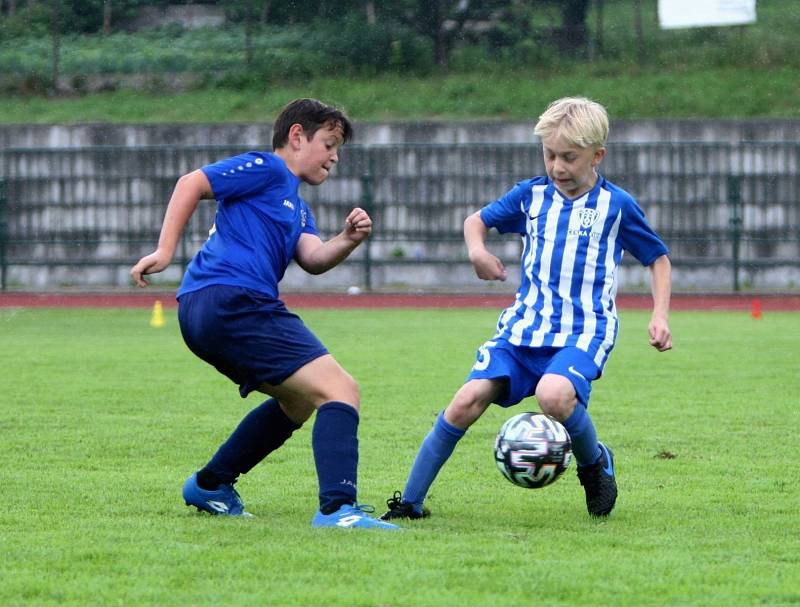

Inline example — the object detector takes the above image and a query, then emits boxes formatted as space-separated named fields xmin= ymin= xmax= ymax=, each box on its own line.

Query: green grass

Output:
xmin=2 ymin=64 xmax=799 ymax=123
xmin=1 ymin=306 xmax=798 ymax=606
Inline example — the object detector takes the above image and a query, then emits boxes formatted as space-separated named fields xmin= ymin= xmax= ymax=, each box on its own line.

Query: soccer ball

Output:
xmin=494 ymin=412 xmax=573 ymax=489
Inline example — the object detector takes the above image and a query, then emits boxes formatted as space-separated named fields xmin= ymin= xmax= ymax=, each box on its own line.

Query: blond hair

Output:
xmin=534 ymin=97 xmax=609 ymax=148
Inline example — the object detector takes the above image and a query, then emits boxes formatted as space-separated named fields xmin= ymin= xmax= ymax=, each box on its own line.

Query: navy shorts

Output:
xmin=177 ymin=285 xmax=329 ymax=398
xmin=465 ymin=340 xmax=600 ymax=408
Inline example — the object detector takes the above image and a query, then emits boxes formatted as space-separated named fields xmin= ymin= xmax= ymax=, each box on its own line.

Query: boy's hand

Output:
xmin=131 ymin=249 xmax=172 ymax=288
xmin=469 ymin=248 xmax=508 ymax=281
xmin=648 ymin=316 xmax=672 ymax=351
xmin=344 ymin=207 xmax=372 ymax=243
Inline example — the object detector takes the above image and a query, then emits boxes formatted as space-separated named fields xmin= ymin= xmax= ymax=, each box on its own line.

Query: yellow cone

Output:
xmin=150 ymin=300 xmax=165 ymax=328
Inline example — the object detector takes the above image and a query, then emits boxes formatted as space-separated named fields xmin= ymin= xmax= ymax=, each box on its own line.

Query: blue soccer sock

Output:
xmin=402 ymin=412 xmax=466 ymax=512
xmin=562 ymin=404 xmax=602 ymax=467
xmin=199 ymin=397 xmax=301 ymax=488
xmin=312 ymin=401 xmax=359 ymax=514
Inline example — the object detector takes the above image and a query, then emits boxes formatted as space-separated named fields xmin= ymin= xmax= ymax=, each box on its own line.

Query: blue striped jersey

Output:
xmin=479 ymin=175 xmax=668 ymax=370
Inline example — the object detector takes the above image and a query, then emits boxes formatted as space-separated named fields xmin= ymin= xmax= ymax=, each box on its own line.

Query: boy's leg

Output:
xmin=536 ymin=347 xmax=603 ymax=466
xmin=196 ymin=397 xmax=302 ymax=489
xmin=561 ymin=402 xmax=601 ymax=466
xmin=271 ymin=355 xmax=399 ymax=529
xmin=538 ymin=347 xmax=617 ymax=516
xmin=382 ymin=379 xmax=499 ymax=520
xmin=391 ymin=412 xmax=466 ymax=516
xmin=312 ymin=401 xmax=359 ymax=513
xmin=183 ymin=397 xmax=302 ymax=517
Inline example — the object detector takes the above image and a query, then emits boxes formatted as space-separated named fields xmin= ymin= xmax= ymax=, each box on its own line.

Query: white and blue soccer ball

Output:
xmin=494 ymin=412 xmax=573 ymax=489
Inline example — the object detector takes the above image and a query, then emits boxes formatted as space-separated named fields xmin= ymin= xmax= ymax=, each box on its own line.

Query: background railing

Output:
xmin=0 ymin=142 xmax=798 ymax=292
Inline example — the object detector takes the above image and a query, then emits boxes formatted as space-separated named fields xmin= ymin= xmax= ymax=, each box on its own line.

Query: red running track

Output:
xmin=0 ymin=291 xmax=798 ymax=311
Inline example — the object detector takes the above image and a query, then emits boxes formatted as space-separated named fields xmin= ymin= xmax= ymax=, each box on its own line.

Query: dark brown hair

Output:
xmin=271 ymin=98 xmax=353 ymax=150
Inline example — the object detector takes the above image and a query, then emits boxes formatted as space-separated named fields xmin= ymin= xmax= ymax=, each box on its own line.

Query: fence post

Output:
xmin=360 ymin=174 xmax=374 ymax=292
xmin=0 ymin=179 xmax=7 ymax=292
xmin=728 ymin=175 xmax=742 ymax=292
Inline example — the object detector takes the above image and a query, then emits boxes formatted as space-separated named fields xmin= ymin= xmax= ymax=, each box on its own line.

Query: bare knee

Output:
xmin=265 ymin=355 xmax=361 ymax=412
xmin=444 ymin=380 xmax=498 ymax=429
xmin=331 ymin=371 xmax=360 ymax=410
xmin=309 ymin=368 xmax=360 ymax=410
xmin=535 ymin=374 xmax=577 ymax=421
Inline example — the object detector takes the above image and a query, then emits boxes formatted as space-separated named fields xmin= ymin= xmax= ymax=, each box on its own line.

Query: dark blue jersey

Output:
xmin=177 ymin=152 xmax=319 ymax=299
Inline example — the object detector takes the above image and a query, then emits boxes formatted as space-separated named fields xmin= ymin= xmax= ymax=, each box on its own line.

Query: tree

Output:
xmin=553 ymin=0 xmax=590 ymax=54
xmin=391 ymin=0 xmax=508 ymax=71
xmin=102 ymin=0 xmax=111 ymax=35
xmin=49 ymin=0 xmax=61 ymax=92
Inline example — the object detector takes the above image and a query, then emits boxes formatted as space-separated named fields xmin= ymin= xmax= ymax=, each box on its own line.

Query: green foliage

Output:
xmin=2 ymin=0 xmax=799 ymax=84
xmin=0 ymin=2 xmax=51 ymax=39
xmin=1 ymin=306 xmax=798 ymax=606
xmin=312 ymin=14 xmax=435 ymax=76
xmin=0 ymin=65 xmax=797 ymax=121
xmin=0 ymin=0 xmax=142 ymax=38
xmin=0 ymin=0 xmax=798 ymax=117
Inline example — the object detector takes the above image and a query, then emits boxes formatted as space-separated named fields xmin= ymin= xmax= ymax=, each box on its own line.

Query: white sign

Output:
xmin=658 ymin=0 xmax=756 ymax=29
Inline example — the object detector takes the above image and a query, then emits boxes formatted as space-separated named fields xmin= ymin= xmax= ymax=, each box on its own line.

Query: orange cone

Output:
xmin=750 ymin=298 xmax=762 ymax=319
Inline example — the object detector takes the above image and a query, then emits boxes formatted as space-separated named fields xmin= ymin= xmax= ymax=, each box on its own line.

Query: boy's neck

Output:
xmin=273 ymin=147 xmax=299 ymax=177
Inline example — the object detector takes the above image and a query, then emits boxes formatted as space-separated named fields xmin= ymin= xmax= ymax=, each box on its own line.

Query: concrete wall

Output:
xmin=3 ymin=119 xmax=800 ymax=149
xmin=2 ymin=121 xmax=798 ymax=292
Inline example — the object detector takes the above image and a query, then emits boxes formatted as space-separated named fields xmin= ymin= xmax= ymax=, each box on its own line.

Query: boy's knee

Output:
xmin=322 ymin=370 xmax=360 ymax=409
xmin=279 ymin=360 xmax=361 ymax=410
xmin=338 ymin=373 xmax=360 ymax=407
xmin=445 ymin=383 xmax=491 ymax=428
xmin=535 ymin=375 xmax=577 ymax=421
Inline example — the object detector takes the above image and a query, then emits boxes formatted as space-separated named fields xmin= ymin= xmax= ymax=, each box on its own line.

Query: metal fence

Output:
xmin=0 ymin=142 xmax=798 ymax=291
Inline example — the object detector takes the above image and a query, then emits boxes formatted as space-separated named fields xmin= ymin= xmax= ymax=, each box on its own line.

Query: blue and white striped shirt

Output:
xmin=480 ymin=175 xmax=668 ymax=370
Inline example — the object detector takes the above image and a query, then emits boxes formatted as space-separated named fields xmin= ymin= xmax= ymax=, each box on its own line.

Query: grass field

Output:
xmin=1 ymin=306 xmax=798 ymax=606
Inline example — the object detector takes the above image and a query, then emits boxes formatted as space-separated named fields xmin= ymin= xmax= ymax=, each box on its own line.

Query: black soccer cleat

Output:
xmin=380 ymin=491 xmax=431 ymax=521
xmin=577 ymin=442 xmax=618 ymax=517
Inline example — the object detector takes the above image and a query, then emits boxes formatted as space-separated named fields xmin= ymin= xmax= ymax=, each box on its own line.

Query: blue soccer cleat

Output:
xmin=311 ymin=503 xmax=401 ymax=530
xmin=182 ymin=472 xmax=252 ymax=517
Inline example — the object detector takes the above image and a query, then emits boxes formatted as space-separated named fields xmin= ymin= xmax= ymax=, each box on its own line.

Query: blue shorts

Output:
xmin=465 ymin=340 xmax=600 ymax=408
xmin=178 ymin=285 xmax=328 ymax=398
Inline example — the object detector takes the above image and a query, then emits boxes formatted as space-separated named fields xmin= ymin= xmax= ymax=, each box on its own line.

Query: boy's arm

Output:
xmin=464 ymin=211 xmax=507 ymax=281
xmin=131 ymin=169 xmax=213 ymax=287
xmin=294 ymin=207 xmax=372 ymax=275
xmin=648 ymin=254 xmax=672 ymax=351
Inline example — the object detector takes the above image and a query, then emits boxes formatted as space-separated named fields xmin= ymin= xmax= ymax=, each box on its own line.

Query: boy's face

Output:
xmin=294 ymin=122 xmax=345 ymax=185
xmin=541 ymin=133 xmax=605 ymax=199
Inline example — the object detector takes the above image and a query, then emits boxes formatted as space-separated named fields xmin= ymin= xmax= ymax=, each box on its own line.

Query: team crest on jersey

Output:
xmin=568 ymin=207 xmax=603 ymax=240
xmin=578 ymin=208 xmax=599 ymax=228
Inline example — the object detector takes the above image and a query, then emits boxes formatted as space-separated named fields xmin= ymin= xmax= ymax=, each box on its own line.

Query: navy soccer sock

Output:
xmin=402 ymin=412 xmax=466 ymax=512
xmin=312 ymin=401 xmax=359 ymax=514
xmin=562 ymin=403 xmax=602 ymax=467
xmin=197 ymin=397 xmax=301 ymax=489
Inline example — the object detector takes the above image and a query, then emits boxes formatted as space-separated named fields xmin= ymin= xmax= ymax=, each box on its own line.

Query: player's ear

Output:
xmin=591 ymin=146 xmax=606 ymax=167
xmin=287 ymin=123 xmax=307 ymax=149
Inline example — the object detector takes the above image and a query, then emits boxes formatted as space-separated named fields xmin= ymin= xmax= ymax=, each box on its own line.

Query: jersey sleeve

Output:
xmin=300 ymin=201 xmax=320 ymax=236
xmin=617 ymin=194 xmax=669 ymax=266
xmin=201 ymin=152 xmax=277 ymax=202
xmin=478 ymin=182 xmax=529 ymax=234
